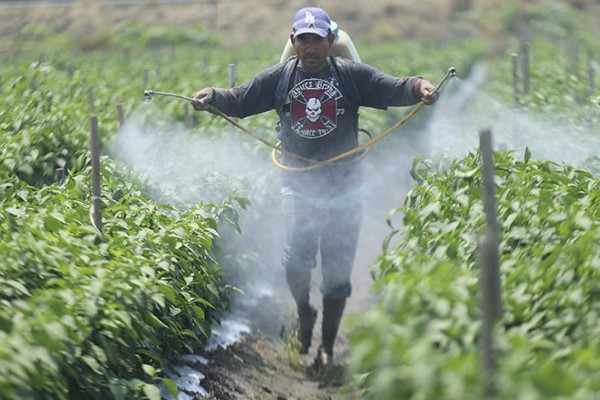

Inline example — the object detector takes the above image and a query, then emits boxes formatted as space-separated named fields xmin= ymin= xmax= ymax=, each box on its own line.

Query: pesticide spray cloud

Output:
xmin=109 ymin=101 xmax=283 ymax=342
xmin=343 ymin=64 xmax=600 ymax=315
xmin=424 ymin=63 xmax=600 ymax=165
xmin=109 ymin=102 xmax=277 ymax=205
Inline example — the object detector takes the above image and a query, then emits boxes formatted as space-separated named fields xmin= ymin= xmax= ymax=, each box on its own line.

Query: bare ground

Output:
xmin=183 ymin=211 xmax=388 ymax=400
xmin=188 ymin=263 xmax=374 ymax=400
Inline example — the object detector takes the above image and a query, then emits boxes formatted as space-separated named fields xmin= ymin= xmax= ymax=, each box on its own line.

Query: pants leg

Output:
xmin=319 ymin=202 xmax=363 ymax=359
xmin=320 ymin=202 xmax=363 ymax=299
xmin=282 ymin=195 xmax=320 ymax=352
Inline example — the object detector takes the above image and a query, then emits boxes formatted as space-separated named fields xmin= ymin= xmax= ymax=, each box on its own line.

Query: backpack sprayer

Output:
xmin=143 ymin=66 xmax=456 ymax=171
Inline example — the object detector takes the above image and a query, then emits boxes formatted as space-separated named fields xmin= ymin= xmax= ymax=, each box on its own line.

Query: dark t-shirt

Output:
xmin=211 ymin=58 xmax=421 ymax=199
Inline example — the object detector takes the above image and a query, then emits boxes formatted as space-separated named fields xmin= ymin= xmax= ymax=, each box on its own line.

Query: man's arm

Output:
xmin=349 ymin=62 xmax=438 ymax=108
xmin=191 ymin=64 xmax=283 ymax=118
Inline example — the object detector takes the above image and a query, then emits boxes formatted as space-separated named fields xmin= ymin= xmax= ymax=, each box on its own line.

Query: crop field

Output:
xmin=1 ymin=1 xmax=599 ymax=399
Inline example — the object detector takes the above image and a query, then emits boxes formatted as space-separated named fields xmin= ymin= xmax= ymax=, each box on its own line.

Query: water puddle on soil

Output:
xmin=161 ymin=282 xmax=275 ymax=399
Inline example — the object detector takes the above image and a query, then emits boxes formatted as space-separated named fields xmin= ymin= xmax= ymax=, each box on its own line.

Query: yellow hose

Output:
xmin=270 ymin=102 xmax=425 ymax=171
xmin=209 ymin=100 xmax=425 ymax=172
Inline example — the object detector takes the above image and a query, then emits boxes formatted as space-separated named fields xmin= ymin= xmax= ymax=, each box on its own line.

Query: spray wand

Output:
xmin=144 ymin=89 xmax=323 ymax=164
xmin=144 ymin=90 xmax=193 ymax=102
xmin=143 ymin=66 xmax=457 ymax=170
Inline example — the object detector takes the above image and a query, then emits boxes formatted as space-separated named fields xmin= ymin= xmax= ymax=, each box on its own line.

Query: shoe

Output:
xmin=313 ymin=345 xmax=334 ymax=370
xmin=297 ymin=306 xmax=317 ymax=354
xmin=321 ymin=296 xmax=346 ymax=357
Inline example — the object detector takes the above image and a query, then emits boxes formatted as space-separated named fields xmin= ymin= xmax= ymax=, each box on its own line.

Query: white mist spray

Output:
xmin=110 ymin=101 xmax=286 ymax=398
xmin=109 ymin=101 xmax=284 ymax=334
xmin=425 ymin=63 xmax=600 ymax=164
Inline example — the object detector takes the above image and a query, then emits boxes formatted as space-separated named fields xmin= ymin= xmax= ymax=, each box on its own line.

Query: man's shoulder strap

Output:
xmin=329 ymin=55 xmax=359 ymax=104
xmin=275 ymin=56 xmax=299 ymax=113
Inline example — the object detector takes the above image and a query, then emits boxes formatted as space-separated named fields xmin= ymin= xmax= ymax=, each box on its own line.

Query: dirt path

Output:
xmin=178 ymin=177 xmax=404 ymax=399
xmin=200 ymin=335 xmax=349 ymax=400
xmin=184 ymin=210 xmax=390 ymax=399
xmin=187 ymin=272 xmax=364 ymax=399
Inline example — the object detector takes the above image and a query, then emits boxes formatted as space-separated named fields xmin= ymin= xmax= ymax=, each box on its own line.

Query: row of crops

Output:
xmin=345 ymin=151 xmax=600 ymax=399
xmin=0 ymin=23 xmax=258 ymax=399
xmin=343 ymin=13 xmax=600 ymax=400
xmin=1 ymin=4 xmax=599 ymax=399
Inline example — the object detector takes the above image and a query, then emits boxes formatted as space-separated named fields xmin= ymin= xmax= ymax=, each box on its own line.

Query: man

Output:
xmin=192 ymin=7 xmax=438 ymax=368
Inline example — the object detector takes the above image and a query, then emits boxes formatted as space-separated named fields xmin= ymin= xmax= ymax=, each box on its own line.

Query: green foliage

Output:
xmin=114 ymin=21 xmax=222 ymax=48
xmin=346 ymin=151 xmax=600 ymax=399
xmin=0 ymin=155 xmax=238 ymax=398
xmin=1 ymin=7 xmax=599 ymax=398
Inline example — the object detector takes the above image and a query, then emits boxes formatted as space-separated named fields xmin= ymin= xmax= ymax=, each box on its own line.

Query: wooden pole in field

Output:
xmin=511 ymin=53 xmax=519 ymax=105
xmin=567 ymin=38 xmax=579 ymax=77
xmin=47 ymin=92 xmax=53 ymax=112
xmin=143 ymin=68 xmax=149 ymax=91
xmin=479 ymin=128 xmax=502 ymax=397
xmin=117 ymin=104 xmax=125 ymax=128
xmin=519 ymin=38 xmax=530 ymax=94
xmin=588 ymin=50 xmax=595 ymax=96
xmin=54 ymin=168 xmax=64 ymax=182
xmin=90 ymin=116 xmax=103 ymax=240
xmin=228 ymin=64 xmax=236 ymax=88
xmin=123 ymin=48 xmax=130 ymax=68
xmin=89 ymin=87 xmax=96 ymax=113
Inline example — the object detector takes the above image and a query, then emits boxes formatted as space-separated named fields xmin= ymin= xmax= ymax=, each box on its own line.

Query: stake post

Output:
xmin=117 ymin=103 xmax=125 ymax=127
xmin=90 ymin=115 xmax=102 ymax=239
xmin=479 ymin=128 xmax=503 ymax=397
xmin=511 ymin=53 xmax=519 ymax=105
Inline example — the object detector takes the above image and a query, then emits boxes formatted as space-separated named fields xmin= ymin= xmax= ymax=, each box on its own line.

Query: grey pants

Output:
xmin=281 ymin=194 xmax=363 ymax=299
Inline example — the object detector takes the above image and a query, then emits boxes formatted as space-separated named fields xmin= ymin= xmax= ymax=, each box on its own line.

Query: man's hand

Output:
xmin=191 ymin=87 xmax=215 ymax=110
xmin=414 ymin=79 xmax=439 ymax=105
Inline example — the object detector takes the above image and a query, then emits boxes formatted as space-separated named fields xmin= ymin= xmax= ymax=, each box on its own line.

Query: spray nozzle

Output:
xmin=434 ymin=67 xmax=457 ymax=94
xmin=142 ymin=89 xmax=194 ymax=102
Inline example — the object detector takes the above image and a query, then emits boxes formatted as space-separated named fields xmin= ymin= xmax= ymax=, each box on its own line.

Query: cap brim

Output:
xmin=293 ymin=27 xmax=328 ymax=38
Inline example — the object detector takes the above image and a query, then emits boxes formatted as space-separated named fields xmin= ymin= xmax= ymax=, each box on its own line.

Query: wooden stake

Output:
xmin=123 ymin=48 xmax=130 ymax=68
xmin=511 ymin=53 xmax=519 ymax=105
xmin=588 ymin=50 xmax=595 ymax=96
xmin=143 ymin=68 xmax=149 ymax=91
xmin=90 ymin=115 xmax=102 ymax=239
xmin=567 ymin=38 xmax=579 ymax=77
xmin=88 ymin=87 xmax=95 ymax=113
xmin=47 ymin=92 xmax=53 ymax=112
xmin=54 ymin=168 xmax=64 ymax=182
xmin=479 ymin=128 xmax=503 ymax=397
xmin=519 ymin=39 xmax=530 ymax=93
xmin=228 ymin=63 xmax=236 ymax=88
xmin=117 ymin=103 xmax=125 ymax=128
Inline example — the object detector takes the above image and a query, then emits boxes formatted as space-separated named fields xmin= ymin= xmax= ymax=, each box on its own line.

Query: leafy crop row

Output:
xmin=0 ymin=152 xmax=245 ymax=398
xmin=1 ymin=7 xmax=598 ymax=398
xmin=346 ymin=150 xmax=600 ymax=399
xmin=0 ymin=36 xmax=251 ymax=399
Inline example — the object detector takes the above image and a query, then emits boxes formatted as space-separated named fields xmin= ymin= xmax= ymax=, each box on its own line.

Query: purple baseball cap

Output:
xmin=292 ymin=7 xmax=331 ymax=38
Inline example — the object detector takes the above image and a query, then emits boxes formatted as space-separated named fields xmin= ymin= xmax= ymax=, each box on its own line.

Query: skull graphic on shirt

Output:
xmin=289 ymin=78 xmax=343 ymax=139
xmin=306 ymin=98 xmax=322 ymax=122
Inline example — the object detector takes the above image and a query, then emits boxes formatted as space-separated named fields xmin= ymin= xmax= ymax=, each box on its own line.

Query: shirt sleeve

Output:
xmin=349 ymin=62 xmax=422 ymax=109
xmin=211 ymin=64 xmax=284 ymax=118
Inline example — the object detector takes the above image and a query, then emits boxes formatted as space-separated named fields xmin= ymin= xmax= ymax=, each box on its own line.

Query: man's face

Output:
xmin=291 ymin=32 xmax=334 ymax=73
